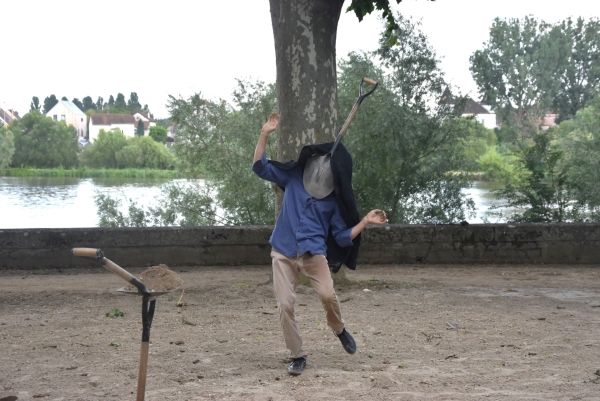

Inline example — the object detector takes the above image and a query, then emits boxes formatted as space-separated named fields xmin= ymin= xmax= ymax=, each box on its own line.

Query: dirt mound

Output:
xmin=124 ymin=264 xmax=182 ymax=292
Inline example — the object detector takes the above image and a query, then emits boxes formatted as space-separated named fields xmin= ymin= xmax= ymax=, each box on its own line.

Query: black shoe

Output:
xmin=336 ymin=328 xmax=356 ymax=354
xmin=288 ymin=357 xmax=306 ymax=375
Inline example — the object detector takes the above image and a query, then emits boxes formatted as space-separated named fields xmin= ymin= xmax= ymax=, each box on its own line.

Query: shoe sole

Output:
xmin=288 ymin=369 xmax=302 ymax=376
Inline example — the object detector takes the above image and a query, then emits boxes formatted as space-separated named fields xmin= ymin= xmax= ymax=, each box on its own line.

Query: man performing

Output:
xmin=252 ymin=112 xmax=387 ymax=375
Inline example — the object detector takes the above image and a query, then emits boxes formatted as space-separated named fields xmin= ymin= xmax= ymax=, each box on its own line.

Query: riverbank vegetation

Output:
xmin=90 ymin=14 xmax=600 ymax=227
xmin=2 ymin=14 xmax=599 ymax=226
xmin=1 ymin=167 xmax=181 ymax=179
xmin=0 ymin=111 xmax=177 ymax=173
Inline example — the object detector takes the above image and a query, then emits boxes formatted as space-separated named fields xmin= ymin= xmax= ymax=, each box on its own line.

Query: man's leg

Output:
xmin=271 ymin=249 xmax=307 ymax=360
xmin=300 ymin=254 xmax=356 ymax=354
xmin=299 ymin=254 xmax=345 ymax=334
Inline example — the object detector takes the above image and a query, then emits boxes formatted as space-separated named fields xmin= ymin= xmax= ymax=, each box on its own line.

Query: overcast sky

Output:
xmin=2 ymin=0 xmax=599 ymax=118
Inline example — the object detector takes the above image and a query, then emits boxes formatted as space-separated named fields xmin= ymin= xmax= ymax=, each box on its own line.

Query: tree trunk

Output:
xmin=269 ymin=0 xmax=345 ymax=212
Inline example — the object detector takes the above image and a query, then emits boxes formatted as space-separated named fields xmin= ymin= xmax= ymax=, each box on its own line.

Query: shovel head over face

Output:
xmin=303 ymin=154 xmax=334 ymax=199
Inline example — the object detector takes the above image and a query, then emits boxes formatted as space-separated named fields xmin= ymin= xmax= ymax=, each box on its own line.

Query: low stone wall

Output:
xmin=1 ymin=223 xmax=599 ymax=269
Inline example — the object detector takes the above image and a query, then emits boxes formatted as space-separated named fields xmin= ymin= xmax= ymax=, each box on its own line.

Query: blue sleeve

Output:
xmin=252 ymin=152 xmax=290 ymax=187
xmin=330 ymin=206 xmax=354 ymax=248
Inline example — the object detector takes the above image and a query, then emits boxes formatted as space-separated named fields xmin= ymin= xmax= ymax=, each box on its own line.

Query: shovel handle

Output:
xmin=72 ymin=247 xmax=151 ymax=294
xmin=331 ymin=77 xmax=379 ymax=155
xmin=103 ymin=258 xmax=136 ymax=283
xmin=363 ymin=78 xmax=377 ymax=86
xmin=72 ymin=248 xmax=101 ymax=258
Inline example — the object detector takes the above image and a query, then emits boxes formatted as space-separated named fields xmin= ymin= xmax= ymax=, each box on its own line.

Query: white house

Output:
xmin=0 ymin=107 xmax=19 ymax=126
xmin=89 ymin=114 xmax=137 ymax=143
xmin=45 ymin=100 xmax=87 ymax=138
xmin=461 ymin=98 xmax=497 ymax=129
xmin=442 ymin=88 xmax=497 ymax=129
xmin=133 ymin=111 xmax=156 ymax=136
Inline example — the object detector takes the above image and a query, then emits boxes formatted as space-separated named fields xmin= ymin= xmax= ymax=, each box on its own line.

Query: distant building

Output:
xmin=0 ymin=107 xmax=19 ymax=126
xmin=442 ymin=88 xmax=497 ymax=129
xmin=45 ymin=100 xmax=87 ymax=139
xmin=132 ymin=111 xmax=156 ymax=136
xmin=89 ymin=114 xmax=137 ymax=143
xmin=540 ymin=112 xmax=558 ymax=130
xmin=166 ymin=125 xmax=177 ymax=147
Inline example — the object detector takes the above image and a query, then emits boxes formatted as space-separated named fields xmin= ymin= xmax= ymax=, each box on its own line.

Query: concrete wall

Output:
xmin=1 ymin=223 xmax=599 ymax=269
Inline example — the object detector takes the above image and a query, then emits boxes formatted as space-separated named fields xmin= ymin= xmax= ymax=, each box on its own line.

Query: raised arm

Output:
xmin=254 ymin=112 xmax=280 ymax=163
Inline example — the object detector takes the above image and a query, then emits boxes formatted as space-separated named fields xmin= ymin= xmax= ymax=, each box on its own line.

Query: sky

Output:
xmin=2 ymin=0 xmax=599 ymax=119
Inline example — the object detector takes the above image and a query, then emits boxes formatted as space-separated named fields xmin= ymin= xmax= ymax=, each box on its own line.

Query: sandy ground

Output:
xmin=1 ymin=263 xmax=600 ymax=401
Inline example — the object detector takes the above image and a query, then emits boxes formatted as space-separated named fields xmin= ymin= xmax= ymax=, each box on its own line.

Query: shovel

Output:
xmin=72 ymin=248 xmax=170 ymax=401
xmin=303 ymin=77 xmax=378 ymax=199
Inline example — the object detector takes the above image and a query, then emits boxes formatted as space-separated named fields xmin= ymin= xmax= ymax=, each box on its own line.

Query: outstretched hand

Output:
xmin=261 ymin=112 xmax=280 ymax=136
xmin=364 ymin=209 xmax=387 ymax=225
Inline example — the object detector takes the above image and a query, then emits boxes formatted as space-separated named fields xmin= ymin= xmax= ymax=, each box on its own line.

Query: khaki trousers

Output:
xmin=271 ymin=249 xmax=345 ymax=360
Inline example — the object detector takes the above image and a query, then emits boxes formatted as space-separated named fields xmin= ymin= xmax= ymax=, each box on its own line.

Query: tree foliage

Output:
xmin=81 ymin=129 xmax=128 ymax=168
xmin=550 ymin=17 xmax=600 ymax=122
xmin=81 ymin=129 xmax=174 ymax=170
xmin=10 ymin=111 xmax=79 ymax=168
xmin=82 ymin=96 xmax=96 ymax=112
xmin=340 ymin=13 xmax=474 ymax=224
xmin=136 ymin=119 xmax=145 ymax=136
xmin=117 ymin=136 xmax=174 ymax=169
xmin=29 ymin=96 xmax=41 ymax=112
xmin=96 ymin=79 xmax=278 ymax=227
xmin=493 ymin=130 xmax=577 ymax=222
xmin=554 ymin=97 xmax=600 ymax=218
xmin=0 ymin=127 xmax=15 ymax=169
xmin=42 ymin=95 xmax=59 ymax=114
xmin=169 ymin=79 xmax=278 ymax=225
xmin=470 ymin=16 xmax=600 ymax=134
xmin=347 ymin=0 xmax=434 ymax=43
xmin=470 ymin=16 xmax=558 ymax=140
xmin=149 ymin=125 xmax=168 ymax=143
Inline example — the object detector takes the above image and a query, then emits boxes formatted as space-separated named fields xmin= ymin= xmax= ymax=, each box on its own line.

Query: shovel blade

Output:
xmin=303 ymin=154 xmax=334 ymax=199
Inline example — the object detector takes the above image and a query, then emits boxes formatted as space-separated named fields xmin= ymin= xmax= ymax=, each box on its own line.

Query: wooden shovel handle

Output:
xmin=103 ymin=258 xmax=136 ymax=283
xmin=136 ymin=341 xmax=150 ymax=401
xmin=72 ymin=248 xmax=100 ymax=258
xmin=72 ymin=247 xmax=138 ymax=286
xmin=363 ymin=78 xmax=377 ymax=86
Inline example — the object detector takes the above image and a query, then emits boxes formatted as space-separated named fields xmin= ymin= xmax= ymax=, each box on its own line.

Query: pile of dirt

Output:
xmin=124 ymin=264 xmax=182 ymax=292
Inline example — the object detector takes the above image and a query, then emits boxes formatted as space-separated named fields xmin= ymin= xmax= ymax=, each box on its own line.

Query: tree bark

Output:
xmin=269 ymin=0 xmax=345 ymax=213
xmin=269 ymin=0 xmax=345 ymax=161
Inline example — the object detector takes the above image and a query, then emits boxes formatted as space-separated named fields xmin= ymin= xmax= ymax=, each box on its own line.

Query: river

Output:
xmin=0 ymin=177 xmax=509 ymax=229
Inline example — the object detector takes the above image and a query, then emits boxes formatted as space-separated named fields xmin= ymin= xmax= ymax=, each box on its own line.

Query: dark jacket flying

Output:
xmin=270 ymin=142 xmax=361 ymax=273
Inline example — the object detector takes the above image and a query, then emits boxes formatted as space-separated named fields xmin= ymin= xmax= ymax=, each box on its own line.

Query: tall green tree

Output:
xmin=269 ymin=0 xmax=433 ymax=172
xmin=108 ymin=95 xmax=115 ymax=107
xmin=555 ymin=97 xmax=600 ymax=219
xmin=0 ymin=126 xmax=15 ymax=169
xmin=29 ymin=96 xmax=41 ymax=112
xmin=42 ymin=95 xmax=59 ymax=114
xmin=340 ymin=13 xmax=474 ymax=223
xmin=10 ymin=111 xmax=79 ymax=168
xmin=82 ymin=96 xmax=96 ymax=111
xmin=136 ymin=119 xmax=145 ymax=136
xmin=551 ymin=17 xmax=600 ymax=122
xmin=115 ymin=93 xmax=126 ymax=107
xmin=470 ymin=16 xmax=559 ymax=141
xmin=96 ymin=96 xmax=105 ymax=110
xmin=128 ymin=92 xmax=142 ymax=112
